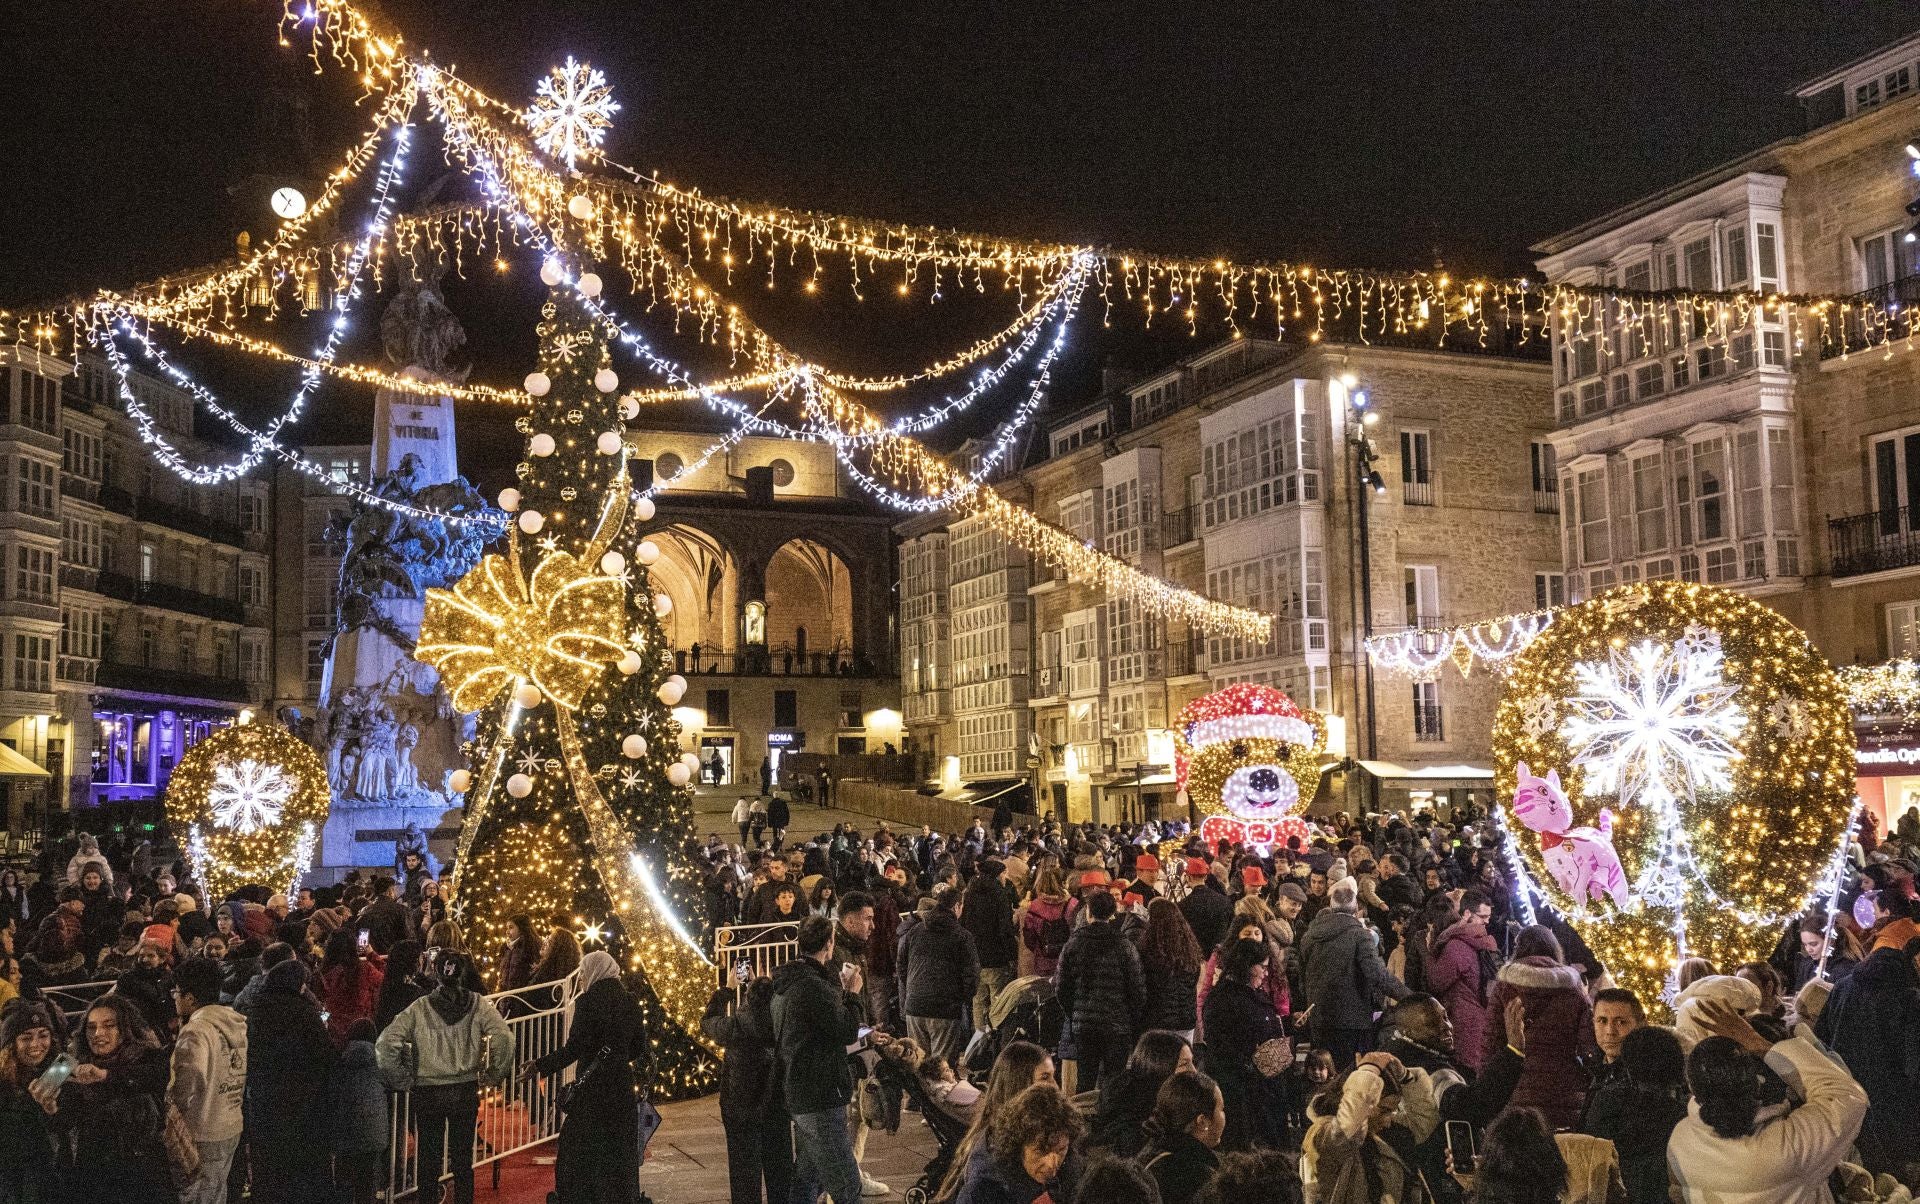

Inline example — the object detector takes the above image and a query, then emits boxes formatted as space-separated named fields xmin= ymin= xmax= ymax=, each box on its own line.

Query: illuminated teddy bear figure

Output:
xmin=1175 ymin=683 xmax=1327 ymax=852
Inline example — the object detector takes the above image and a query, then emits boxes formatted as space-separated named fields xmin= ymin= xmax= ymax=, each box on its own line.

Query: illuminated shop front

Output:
xmin=91 ymin=705 xmax=230 ymax=805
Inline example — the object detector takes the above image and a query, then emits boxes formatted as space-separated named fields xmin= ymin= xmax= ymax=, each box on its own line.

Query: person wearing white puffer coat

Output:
xmin=1667 ymin=1000 xmax=1868 ymax=1204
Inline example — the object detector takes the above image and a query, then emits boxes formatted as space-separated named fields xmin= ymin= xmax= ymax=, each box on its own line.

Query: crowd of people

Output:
xmin=697 ymin=801 xmax=1920 ymax=1204
xmin=0 ymin=830 xmax=651 ymax=1204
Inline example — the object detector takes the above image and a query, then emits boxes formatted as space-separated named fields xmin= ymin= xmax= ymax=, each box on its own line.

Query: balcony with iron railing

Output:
xmin=99 ymin=485 xmax=250 ymax=548
xmin=1167 ymin=635 xmax=1206 ymax=678
xmin=1402 ymin=480 xmax=1435 ymax=507
xmin=96 ymin=571 xmax=248 ymax=625
xmin=1822 ymin=273 xmax=1920 ymax=360
xmin=1533 ymin=489 xmax=1560 ymax=515
xmin=1829 ymin=506 xmax=1920 ymax=577
xmin=672 ymin=646 xmax=892 ymax=678
xmin=97 ymin=660 xmax=252 ymax=703
xmin=1163 ymin=506 xmax=1196 ymax=548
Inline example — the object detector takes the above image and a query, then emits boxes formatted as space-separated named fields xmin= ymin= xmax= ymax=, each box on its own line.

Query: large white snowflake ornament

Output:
xmin=524 ymin=57 xmax=620 ymax=170
xmin=1562 ymin=635 xmax=1746 ymax=806
xmin=208 ymin=759 xmax=295 ymax=835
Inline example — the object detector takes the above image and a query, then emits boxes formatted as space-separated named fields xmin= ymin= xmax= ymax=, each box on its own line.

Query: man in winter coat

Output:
xmin=1380 ymin=994 xmax=1526 ymax=1204
xmin=356 ymin=877 xmax=409 ymax=954
xmin=1054 ymin=888 xmax=1145 ymax=1090
xmin=1178 ymin=858 xmax=1233 ymax=952
xmin=772 ymin=915 xmax=865 ymax=1204
xmin=1376 ymin=853 xmax=1423 ymax=911
xmin=959 ymin=860 xmax=1019 ymax=1031
xmin=766 ymin=792 xmax=791 ymax=851
xmin=898 ymin=883 xmax=978 ymax=1060
xmin=170 ymin=956 xmax=248 ymax=1204
xmin=1425 ymin=888 xmax=1499 ymax=1071
xmin=1296 ymin=878 xmax=1410 ymax=1069
xmin=1814 ymin=933 xmax=1920 ymax=1179
xmin=246 ymin=960 xmax=337 ymax=1204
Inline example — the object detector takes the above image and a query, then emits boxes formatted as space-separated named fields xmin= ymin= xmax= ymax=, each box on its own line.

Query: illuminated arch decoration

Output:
xmin=1491 ymin=581 xmax=1856 ymax=1014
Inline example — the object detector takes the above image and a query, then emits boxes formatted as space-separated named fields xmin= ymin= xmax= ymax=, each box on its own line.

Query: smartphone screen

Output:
xmin=1445 ymin=1120 xmax=1476 ymax=1167
xmin=35 ymin=1054 xmax=75 ymax=1094
xmin=357 ymin=929 xmax=371 ymax=952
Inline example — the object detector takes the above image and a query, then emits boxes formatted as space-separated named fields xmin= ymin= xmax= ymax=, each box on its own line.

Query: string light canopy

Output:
xmin=1490 ymin=581 xmax=1856 ymax=1015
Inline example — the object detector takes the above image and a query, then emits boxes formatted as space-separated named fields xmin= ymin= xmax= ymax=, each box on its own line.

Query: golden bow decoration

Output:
xmin=415 ymin=550 xmax=629 ymax=713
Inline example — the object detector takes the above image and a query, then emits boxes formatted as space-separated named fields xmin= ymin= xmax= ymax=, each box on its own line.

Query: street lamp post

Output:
xmin=1347 ymin=381 xmax=1385 ymax=813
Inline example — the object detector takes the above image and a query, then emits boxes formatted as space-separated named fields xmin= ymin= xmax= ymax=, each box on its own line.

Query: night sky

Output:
xmin=4 ymin=1 xmax=1917 ymax=483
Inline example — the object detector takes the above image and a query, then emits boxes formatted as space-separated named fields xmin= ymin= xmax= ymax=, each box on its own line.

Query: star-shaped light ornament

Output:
xmin=619 ymin=768 xmax=644 ymax=790
xmin=515 ymin=748 xmax=544 ymax=776
xmin=209 ymin=759 xmax=294 ymax=835
xmin=1769 ymin=694 xmax=1813 ymax=742
xmin=524 ymin=56 xmax=620 ymax=170
xmin=1562 ymin=632 xmax=1746 ymax=807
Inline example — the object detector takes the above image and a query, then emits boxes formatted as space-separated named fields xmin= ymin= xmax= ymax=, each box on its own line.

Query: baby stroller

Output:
xmin=962 ymin=975 xmax=1062 ymax=1077
xmin=871 ymin=1052 xmax=971 ymax=1204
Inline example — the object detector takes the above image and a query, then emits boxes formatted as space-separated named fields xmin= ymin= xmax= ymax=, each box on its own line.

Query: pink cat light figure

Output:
xmin=1512 ymin=761 xmax=1631 ymax=910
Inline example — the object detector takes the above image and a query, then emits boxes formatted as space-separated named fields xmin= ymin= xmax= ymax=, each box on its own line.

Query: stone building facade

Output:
xmin=1531 ymin=30 xmax=1920 ymax=833
xmin=899 ymin=335 xmax=1558 ymax=823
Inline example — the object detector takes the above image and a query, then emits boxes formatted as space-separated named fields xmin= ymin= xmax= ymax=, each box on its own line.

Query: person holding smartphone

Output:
xmin=2 ymin=1000 xmax=65 ymax=1204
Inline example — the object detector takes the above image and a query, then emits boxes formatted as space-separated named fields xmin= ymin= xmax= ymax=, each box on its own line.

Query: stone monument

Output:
xmin=314 ymin=268 xmax=494 ymax=876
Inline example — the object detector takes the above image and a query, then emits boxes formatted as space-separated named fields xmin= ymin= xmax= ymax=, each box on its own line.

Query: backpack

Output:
xmin=1037 ymin=911 xmax=1072 ymax=961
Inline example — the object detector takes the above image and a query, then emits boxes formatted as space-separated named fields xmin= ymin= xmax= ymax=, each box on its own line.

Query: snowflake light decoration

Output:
xmin=1769 ymin=694 xmax=1812 ymax=742
xmin=1562 ymin=634 xmax=1745 ymax=806
xmin=1520 ymin=694 xmax=1557 ymax=740
xmin=524 ymin=57 xmax=620 ymax=170
xmin=208 ymin=758 xmax=295 ymax=835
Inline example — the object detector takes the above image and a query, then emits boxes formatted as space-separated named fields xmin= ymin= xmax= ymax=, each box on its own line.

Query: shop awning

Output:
xmin=1106 ymin=766 xmax=1178 ymax=788
xmin=0 ymin=743 xmax=50 ymax=778
xmin=1356 ymin=760 xmax=1493 ymax=789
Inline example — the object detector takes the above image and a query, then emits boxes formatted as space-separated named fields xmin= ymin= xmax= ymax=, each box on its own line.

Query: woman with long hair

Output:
xmin=1138 ymin=900 xmax=1203 ymax=1039
xmin=372 ymin=938 xmax=427 ymax=1031
xmin=497 ymin=913 xmax=540 ymax=993
xmin=1195 ymin=918 xmax=1286 ymax=1041
xmin=41 ymin=995 xmax=174 ymax=1204
xmin=532 ymin=913 xmax=582 ymax=985
xmin=1668 ymin=1000 xmax=1867 ymax=1203
xmin=535 ymin=951 xmax=649 ymax=1204
xmin=952 ymin=1084 xmax=1081 ymax=1204
xmin=320 ymin=927 xmax=385 ymax=1047
xmin=0 ymin=869 xmax=29 ymax=927
xmin=1089 ymin=1030 xmax=1192 ymax=1156
xmin=1135 ymin=1070 xmax=1224 ymax=1204
xmin=1 ymin=1000 xmax=65 ymax=1204
xmin=937 ymin=1040 xmax=1058 ymax=1202
xmin=1466 ymin=1107 xmax=1567 ymax=1204
xmin=1020 ymin=867 xmax=1071 ymax=979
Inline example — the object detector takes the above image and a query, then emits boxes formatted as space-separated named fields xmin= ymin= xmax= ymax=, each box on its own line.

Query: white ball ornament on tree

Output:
xmin=539 ymin=257 xmax=564 ymax=287
xmin=619 ymin=398 xmax=639 ymax=420
xmin=599 ymin=551 xmax=626 ymax=577
xmin=523 ymin=371 xmax=552 ymax=397
xmin=577 ymin=272 xmax=603 ymax=298
xmin=506 ymin=773 xmax=534 ymax=798
xmin=518 ymin=510 xmax=545 ymax=535
xmin=654 ymin=592 xmax=673 ymax=618
xmin=497 ymin=488 xmax=521 ymax=512
xmin=622 ymin=734 xmax=648 ymax=759
xmin=514 ymin=682 xmax=543 ymax=709
xmin=679 ymin=751 xmax=702 ymax=771
xmin=666 ymin=762 xmax=692 ymax=787
xmin=617 ymin=649 xmax=643 ymax=676
xmin=448 ymin=768 xmax=473 ymax=793
xmin=657 ymin=675 xmax=686 ymax=706
xmin=596 ymin=431 xmax=624 ymax=456
xmin=594 ymin=368 xmax=619 ymax=393
xmin=567 ymin=194 xmax=595 ymax=221
xmin=529 ymin=432 xmax=557 ymax=457
xmin=636 ymin=540 xmax=660 ymax=566
xmin=633 ymin=497 xmax=655 ymax=521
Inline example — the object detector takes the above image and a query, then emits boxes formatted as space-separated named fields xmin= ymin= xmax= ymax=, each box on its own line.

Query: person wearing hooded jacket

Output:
xmin=377 ymin=948 xmax=514 ymax=1204
xmin=702 ymin=976 xmax=793 ymax=1204
xmin=168 ymin=956 xmax=248 ymax=1204
xmin=246 ymin=959 xmax=336 ymax=1204
xmin=771 ymin=915 xmax=865 ymax=1204
xmin=1482 ymin=924 xmax=1591 ymax=1131
xmin=535 ymin=951 xmax=650 ymax=1204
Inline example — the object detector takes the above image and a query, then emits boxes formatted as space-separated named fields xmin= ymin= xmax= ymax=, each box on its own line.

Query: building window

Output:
xmin=773 ymin=689 xmax=798 ymax=729
xmin=1632 ymin=455 xmax=1668 ymax=554
xmin=242 ymin=641 xmax=265 ymax=688
xmin=305 ymin=637 xmax=328 ymax=685
xmin=1402 ymin=565 xmax=1440 ymax=629
xmin=1400 ymin=429 xmax=1433 ymax=505
xmin=839 ymin=690 xmax=864 ymax=729
xmin=14 ymin=372 xmax=57 ymax=434
xmin=239 ymin=493 xmax=266 ymax=533
xmin=15 ymin=458 xmax=53 ymax=518
xmin=1683 ymin=237 xmax=1714 ymax=290
xmin=1534 ymin=573 xmax=1566 ymax=610
xmin=1576 ymin=468 xmax=1610 ymax=564
xmin=12 ymin=635 xmax=50 ymax=694
xmin=1756 ymin=223 xmax=1780 ymax=291
xmin=1691 ymin=438 xmax=1728 ymax=543
xmin=1723 ymin=225 xmax=1750 ymax=289
xmin=13 ymin=545 xmax=52 ymax=603
xmin=1858 ymin=228 xmax=1911 ymax=291
xmin=1530 ymin=441 xmax=1559 ymax=512
xmin=139 ymin=542 xmax=156 ymax=585
xmin=306 ymin=565 xmax=337 ymax=629
xmin=63 ymin=429 xmax=101 ymax=480
xmin=654 ymin=451 xmax=684 ymax=480
xmin=1889 ymin=602 xmax=1920 ymax=659
xmin=1200 ymin=406 xmax=1319 ymax=530
xmin=1578 ymin=380 xmax=1605 ymax=415
xmin=60 ymin=607 xmax=101 ymax=660
xmin=62 ymin=517 xmax=100 ymax=570
xmin=1871 ymin=426 xmax=1920 ymax=533
xmin=706 ymin=689 xmax=731 ymax=727
xmin=240 ymin=564 xmax=264 ymax=606
xmin=1412 ymin=681 xmax=1443 ymax=742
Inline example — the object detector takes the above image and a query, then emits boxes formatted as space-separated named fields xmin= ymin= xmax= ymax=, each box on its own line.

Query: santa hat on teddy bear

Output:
xmin=1174 ymin=682 xmax=1316 ymax=792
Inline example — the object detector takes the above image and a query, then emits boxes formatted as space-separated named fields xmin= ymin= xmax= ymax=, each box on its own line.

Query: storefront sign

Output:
xmin=766 ymin=730 xmax=806 ymax=748
xmin=1856 ymin=741 xmax=1920 ymax=774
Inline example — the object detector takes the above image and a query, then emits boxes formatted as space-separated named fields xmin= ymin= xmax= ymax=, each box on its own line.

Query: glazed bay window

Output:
xmin=1632 ymin=455 xmax=1667 ymax=554
xmin=1723 ymin=225 xmax=1750 ymax=289
xmin=1575 ymin=467 xmax=1610 ymax=564
xmin=1199 ymin=407 xmax=1319 ymax=529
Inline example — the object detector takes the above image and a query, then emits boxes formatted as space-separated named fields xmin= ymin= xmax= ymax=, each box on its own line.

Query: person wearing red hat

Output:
xmin=1127 ymin=853 xmax=1164 ymax=903
xmin=1179 ymin=858 xmax=1233 ymax=953
xmin=1239 ymin=866 xmax=1267 ymax=896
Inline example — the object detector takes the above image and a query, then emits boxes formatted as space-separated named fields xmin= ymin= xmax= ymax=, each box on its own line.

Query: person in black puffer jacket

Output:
xmin=960 ymin=862 xmax=1020 ymax=1033
xmin=1054 ymin=890 xmax=1144 ymax=1091
xmin=703 ymin=977 xmax=793 ymax=1204
xmin=898 ymin=884 xmax=979 ymax=1062
xmin=245 ymin=960 xmax=338 ymax=1204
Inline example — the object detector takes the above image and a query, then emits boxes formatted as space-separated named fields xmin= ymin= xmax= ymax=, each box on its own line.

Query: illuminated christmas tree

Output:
xmin=419 ymin=281 xmax=718 ymax=1096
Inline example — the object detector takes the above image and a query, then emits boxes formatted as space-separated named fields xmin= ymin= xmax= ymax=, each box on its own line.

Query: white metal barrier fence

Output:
xmin=44 ymin=979 xmax=115 ymax=1024
xmin=713 ymin=920 xmax=800 ymax=996
xmin=386 ymin=976 xmax=580 ymax=1200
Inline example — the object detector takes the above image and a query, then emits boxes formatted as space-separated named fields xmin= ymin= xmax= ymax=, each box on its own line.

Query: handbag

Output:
xmin=557 ymin=1045 xmax=612 ymax=1113
xmin=1253 ymin=1035 xmax=1293 ymax=1078
xmin=161 ymin=1102 xmax=202 ymax=1188
xmin=637 ymin=1095 xmax=662 ymax=1158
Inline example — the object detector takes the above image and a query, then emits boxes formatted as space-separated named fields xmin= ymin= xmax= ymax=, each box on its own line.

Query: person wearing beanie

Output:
xmin=176 ymin=892 xmax=212 ymax=946
xmin=1179 ymin=858 xmax=1233 ymax=954
xmin=1 ymin=999 xmax=65 ymax=1204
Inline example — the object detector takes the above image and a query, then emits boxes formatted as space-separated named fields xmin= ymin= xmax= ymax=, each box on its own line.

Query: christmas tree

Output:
xmin=418 ymin=282 xmax=719 ymax=1096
